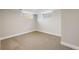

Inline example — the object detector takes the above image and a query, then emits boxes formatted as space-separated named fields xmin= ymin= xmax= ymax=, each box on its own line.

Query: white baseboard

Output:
xmin=0 ymin=30 xmax=35 ymax=40
xmin=61 ymin=41 xmax=79 ymax=50
xmin=37 ymin=30 xmax=62 ymax=37
xmin=0 ymin=30 xmax=61 ymax=40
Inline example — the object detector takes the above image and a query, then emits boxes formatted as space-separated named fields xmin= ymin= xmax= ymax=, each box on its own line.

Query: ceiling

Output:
xmin=20 ymin=9 xmax=54 ymax=14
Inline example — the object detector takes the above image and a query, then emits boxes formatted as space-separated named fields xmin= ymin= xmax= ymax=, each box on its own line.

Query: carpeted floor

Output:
xmin=1 ymin=31 xmax=73 ymax=50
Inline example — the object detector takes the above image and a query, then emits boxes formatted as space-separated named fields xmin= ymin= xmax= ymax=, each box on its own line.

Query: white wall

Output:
xmin=61 ymin=9 xmax=79 ymax=49
xmin=0 ymin=18 xmax=2 ymax=37
xmin=33 ymin=14 xmax=38 ymax=31
xmin=0 ymin=9 xmax=35 ymax=39
xmin=0 ymin=9 xmax=61 ymax=40
xmin=0 ymin=13 xmax=3 ymax=38
xmin=0 ymin=16 xmax=2 ymax=37
xmin=37 ymin=10 xmax=61 ymax=36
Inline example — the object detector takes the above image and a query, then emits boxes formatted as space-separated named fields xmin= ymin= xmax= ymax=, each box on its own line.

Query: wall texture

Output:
xmin=61 ymin=9 xmax=79 ymax=49
xmin=37 ymin=10 xmax=61 ymax=36
xmin=0 ymin=9 xmax=35 ymax=39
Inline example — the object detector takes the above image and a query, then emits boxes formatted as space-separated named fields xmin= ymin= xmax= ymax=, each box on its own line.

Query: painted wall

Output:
xmin=37 ymin=10 xmax=61 ymax=36
xmin=0 ymin=18 xmax=2 ymax=37
xmin=0 ymin=13 xmax=3 ymax=38
xmin=33 ymin=14 xmax=38 ymax=31
xmin=61 ymin=9 xmax=79 ymax=48
xmin=0 ymin=9 xmax=35 ymax=39
xmin=0 ymin=41 xmax=1 ymax=50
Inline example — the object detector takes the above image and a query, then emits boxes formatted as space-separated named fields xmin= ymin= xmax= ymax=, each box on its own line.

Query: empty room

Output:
xmin=0 ymin=9 xmax=79 ymax=50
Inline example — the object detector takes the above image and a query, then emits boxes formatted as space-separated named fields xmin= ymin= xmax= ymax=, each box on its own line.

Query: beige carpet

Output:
xmin=1 ymin=31 xmax=73 ymax=50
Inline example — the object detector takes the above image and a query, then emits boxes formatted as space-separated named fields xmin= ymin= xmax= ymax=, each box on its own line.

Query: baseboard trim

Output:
xmin=0 ymin=30 xmax=35 ymax=40
xmin=0 ymin=30 xmax=61 ymax=40
xmin=61 ymin=41 xmax=79 ymax=50
xmin=37 ymin=30 xmax=62 ymax=37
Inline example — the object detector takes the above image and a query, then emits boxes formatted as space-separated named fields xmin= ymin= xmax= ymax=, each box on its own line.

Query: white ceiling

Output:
xmin=20 ymin=9 xmax=54 ymax=14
